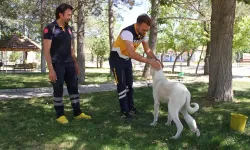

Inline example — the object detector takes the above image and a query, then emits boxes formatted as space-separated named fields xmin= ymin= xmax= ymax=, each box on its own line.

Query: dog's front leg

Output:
xmin=150 ymin=92 xmax=160 ymax=126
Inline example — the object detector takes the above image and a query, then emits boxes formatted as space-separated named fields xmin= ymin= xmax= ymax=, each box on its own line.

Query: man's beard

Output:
xmin=138 ymin=32 xmax=145 ymax=37
xmin=64 ymin=19 xmax=70 ymax=24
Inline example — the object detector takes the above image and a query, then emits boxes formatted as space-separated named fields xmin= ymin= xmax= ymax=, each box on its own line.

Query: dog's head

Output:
xmin=149 ymin=59 xmax=161 ymax=76
xmin=150 ymin=66 xmax=164 ymax=81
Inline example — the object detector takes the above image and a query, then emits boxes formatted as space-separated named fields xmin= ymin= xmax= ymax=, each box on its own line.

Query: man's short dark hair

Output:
xmin=56 ymin=3 xmax=73 ymax=19
xmin=136 ymin=14 xmax=151 ymax=26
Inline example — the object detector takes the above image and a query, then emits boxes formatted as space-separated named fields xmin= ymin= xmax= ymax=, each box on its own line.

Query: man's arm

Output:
xmin=126 ymin=41 xmax=161 ymax=70
xmin=120 ymin=30 xmax=150 ymax=63
xmin=142 ymin=41 xmax=164 ymax=68
xmin=43 ymin=39 xmax=54 ymax=71
xmin=125 ymin=41 xmax=152 ymax=64
xmin=142 ymin=41 xmax=158 ymax=60
xmin=43 ymin=25 xmax=57 ymax=82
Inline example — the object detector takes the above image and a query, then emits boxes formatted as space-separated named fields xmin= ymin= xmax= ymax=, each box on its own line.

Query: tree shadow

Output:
xmin=234 ymin=89 xmax=250 ymax=99
xmin=0 ymin=84 xmax=249 ymax=149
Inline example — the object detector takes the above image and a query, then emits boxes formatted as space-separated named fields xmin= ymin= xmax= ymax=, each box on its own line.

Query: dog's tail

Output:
xmin=185 ymin=91 xmax=199 ymax=114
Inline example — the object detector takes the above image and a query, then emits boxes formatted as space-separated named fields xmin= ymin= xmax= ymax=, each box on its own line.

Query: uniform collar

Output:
xmin=53 ymin=20 xmax=69 ymax=28
xmin=134 ymin=24 xmax=139 ymax=36
xmin=134 ymin=24 xmax=145 ymax=38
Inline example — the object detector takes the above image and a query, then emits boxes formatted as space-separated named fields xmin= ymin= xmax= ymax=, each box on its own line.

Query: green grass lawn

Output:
xmin=0 ymin=81 xmax=249 ymax=149
xmin=0 ymin=68 xmax=149 ymax=89
xmin=0 ymin=67 xmax=196 ymax=89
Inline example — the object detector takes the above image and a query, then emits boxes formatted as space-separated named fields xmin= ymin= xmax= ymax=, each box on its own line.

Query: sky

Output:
xmin=118 ymin=0 xmax=150 ymax=29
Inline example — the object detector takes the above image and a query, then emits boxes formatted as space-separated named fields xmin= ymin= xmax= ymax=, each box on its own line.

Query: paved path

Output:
xmin=0 ymin=75 xmax=210 ymax=100
xmin=0 ymin=73 xmax=249 ymax=100
xmin=0 ymin=81 xmax=151 ymax=100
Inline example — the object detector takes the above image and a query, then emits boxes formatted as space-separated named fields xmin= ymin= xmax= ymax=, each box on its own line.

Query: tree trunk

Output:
xmin=207 ymin=0 xmax=236 ymax=102
xmin=0 ymin=24 xmax=2 ymax=39
xmin=108 ymin=0 xmax=114 ymax=75
xmin=160 ymin=51 xmax=164 ymax=62
xmin=22 ymin=23 xmax=26 ymax=64
xmin=186 ymin=51 xmax=190 ymax=66
xmin=77 ymin=1 xmax=86 ymax=83
xmin=196 ymin=46 xmax=204 ymax=74
xmin=172 ymin=50 xmax=185 ymax=73
xmin=22 ymin=21 xmax=25 ymax=36
xmin=204 ymin=41 xmax=211 ymax=75
xmin=236 ymin=51 xmax=240 ymax=63
xmin=0 ymin=52 xmax=3 ymax=62
xmin=142 ymin=0 xmax=159 ymax=77
xmin=96 ymin=56 xmax=99 ymax=68
xmin=70 ymin=0 xmax=77 ymax=60
xmin=91 ymin=52 xmax=94 ymax=62
xmin=187 ymin=50 xmax=195 ymax=66
xmin=100 ymin=56 xmax=103 ymax=68
xmin=40 ymin=0 xmax=46 ymax=73
xmin=203 ymin=21 xmax=210 ymax=75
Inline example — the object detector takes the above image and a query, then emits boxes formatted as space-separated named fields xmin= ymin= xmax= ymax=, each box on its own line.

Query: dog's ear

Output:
xmin=155 ymin=60 xmax=163 ymax=70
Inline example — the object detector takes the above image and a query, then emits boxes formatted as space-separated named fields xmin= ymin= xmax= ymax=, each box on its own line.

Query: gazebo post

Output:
xmin=23 ymin=51 xmax=28 ymax=64
xmin=5 ymin=48 xmax=7 ymax=73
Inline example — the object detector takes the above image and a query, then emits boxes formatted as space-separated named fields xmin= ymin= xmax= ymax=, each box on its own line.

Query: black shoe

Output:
xmin=120 ymin=112 xmax=133 ymax=120
xmin=129 ymin=108 xmax=139 ymax=115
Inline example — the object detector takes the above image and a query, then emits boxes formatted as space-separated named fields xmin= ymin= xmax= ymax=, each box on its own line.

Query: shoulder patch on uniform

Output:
xmin=44 ymin=28 xmax=48 ymax=34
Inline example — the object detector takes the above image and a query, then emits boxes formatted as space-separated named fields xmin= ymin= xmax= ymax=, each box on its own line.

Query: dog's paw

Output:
xmin=192 ymin=129 xmax=200 ymax=137
xmin=196 ymin=129 xmax=200 ymax=137
xmin=150 ymin=122 xmax=157 ymax=126
xmin=165 ymin=121 xmax=171 ymax=126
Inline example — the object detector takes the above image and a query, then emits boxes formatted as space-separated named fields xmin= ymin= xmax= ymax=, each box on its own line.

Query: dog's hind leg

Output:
xmin=165 ymin=112 xmax=172 ymax=126
xmin=180 ymin=107 xmax=200 ymax=137
xmin=168 ymin=105 xmax=183 ymax=139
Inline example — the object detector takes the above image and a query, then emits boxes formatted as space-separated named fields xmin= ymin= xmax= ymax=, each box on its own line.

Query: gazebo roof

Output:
xmin=0 ymin=35 xmax=41 ymax=51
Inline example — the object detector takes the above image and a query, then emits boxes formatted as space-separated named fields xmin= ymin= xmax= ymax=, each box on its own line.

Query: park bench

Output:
xmin=13 ymin=63 xmax=37 ymax=72
xmin=0 ymin=62 xmax=15 ymax=71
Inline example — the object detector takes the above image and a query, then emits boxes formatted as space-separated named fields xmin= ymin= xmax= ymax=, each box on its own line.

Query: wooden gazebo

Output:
xmin=0 ymin=34 xmax=41 ymax=51
xmin=0 ymin=34 xmax=41 ymax=72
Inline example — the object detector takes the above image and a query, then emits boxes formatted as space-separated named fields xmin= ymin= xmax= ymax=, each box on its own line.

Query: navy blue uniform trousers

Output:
xmin=51 ymin=62 xmax=82 ymax=118
xmin=109 ymin=51 xmax=134 ymax=113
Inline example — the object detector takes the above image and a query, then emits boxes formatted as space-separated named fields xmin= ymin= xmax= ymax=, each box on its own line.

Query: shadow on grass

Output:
xmin=0 ymin=71 xmax=147 ymax=89
xmin=0 ymin=83 xmax=249 ymax=149
xmin=163 ymin=70 xmax=207 ymax=77
xmin=234 ymin=90 xmax=250 ymax=99
xmin=0 ymin=73 xmax=50 ymax=89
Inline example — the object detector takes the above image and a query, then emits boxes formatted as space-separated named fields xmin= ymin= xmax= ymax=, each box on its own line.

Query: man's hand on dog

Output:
xmin=156 ymin=59 xmax=164 ymax=68
xmin=149 ymin=59 xmax=162 ymax=70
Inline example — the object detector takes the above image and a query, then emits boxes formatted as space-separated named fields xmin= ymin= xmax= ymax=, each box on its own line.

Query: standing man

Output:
xmin=43 ymin=3 xmax=91 ymax=124
xmin=109 ymin=14 xmax=162 ymax=119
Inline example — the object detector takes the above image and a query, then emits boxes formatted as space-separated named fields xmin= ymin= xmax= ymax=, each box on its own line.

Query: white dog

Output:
xmin=150 ymin=67 xmax=200 ymax=139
